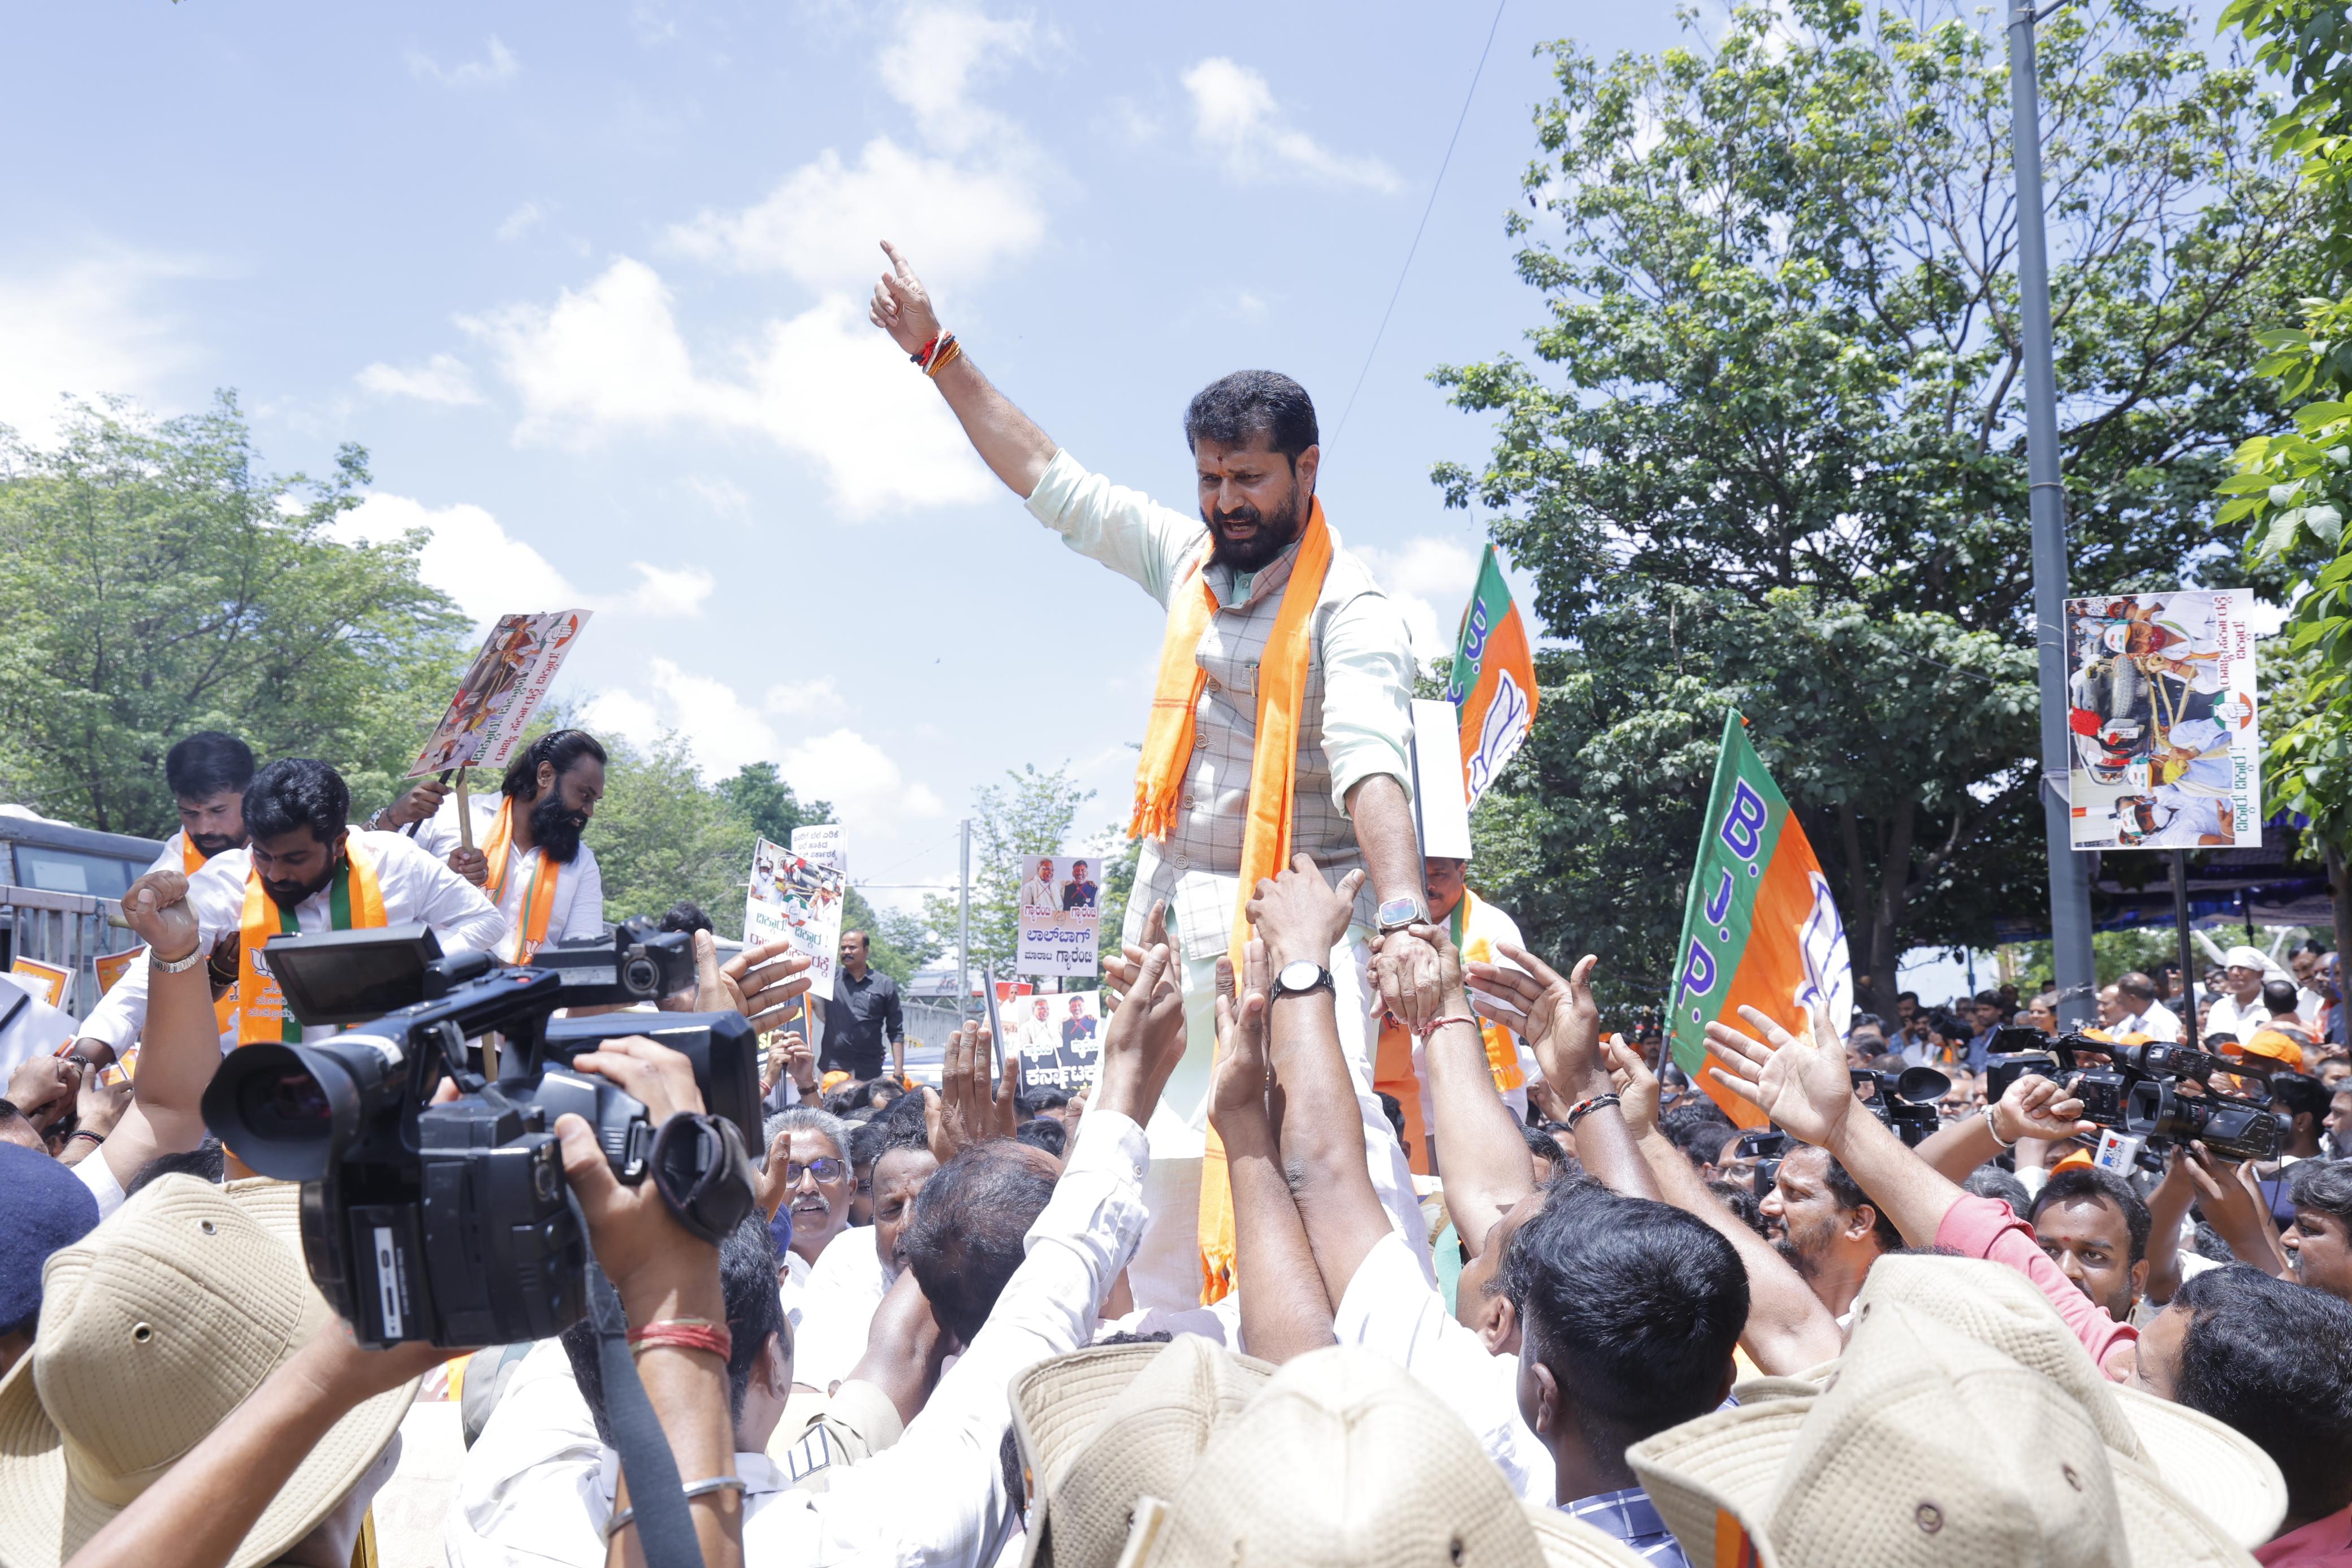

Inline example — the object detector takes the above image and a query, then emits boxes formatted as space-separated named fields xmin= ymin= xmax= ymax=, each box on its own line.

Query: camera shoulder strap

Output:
xmin=569 ymin=1190 xmax=709 ymax=1568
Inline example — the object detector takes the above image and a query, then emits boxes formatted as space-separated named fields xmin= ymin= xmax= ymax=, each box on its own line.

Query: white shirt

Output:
xmin=794 ymin=1224 xmax=892 ymax=1394
xmin=452 ymin=1108 xmax=1149 ymax=1568
xmin=779 ymin=1245 xmax=815 ymax=1344
xmin=2203 ymin=990 xmax=2271 ymax=1047
xmin=74 ymin=830 xmax=507 ymax=1054
xmin=412 ymin=795 xmax=606 ymax=961
xmin=2119 ymin=999 xmax=2183 ymax=1043
xmin=1019 ymin=876 xmax=1056 ymax=913
xmin=1334 ymin=1229 xmax=1552 ymax=1505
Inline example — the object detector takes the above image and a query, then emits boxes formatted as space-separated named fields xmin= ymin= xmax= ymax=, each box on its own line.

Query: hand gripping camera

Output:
xmin=1980 ymin=1025 xmax=2282 ymax=1172
xmin=201 ymin=925 xmax=760 ymax=1348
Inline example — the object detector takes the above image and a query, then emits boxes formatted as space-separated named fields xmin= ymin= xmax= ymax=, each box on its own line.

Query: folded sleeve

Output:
xmin=1320 ymin=586 xmax=1417 ymax=816
xmin=1023 ymin=448 xmax=1206 ymax=608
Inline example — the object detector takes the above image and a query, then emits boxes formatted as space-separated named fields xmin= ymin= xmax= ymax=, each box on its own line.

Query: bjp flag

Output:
xmin=1446 ymin=544 xmax=1539 ymax=809
xmin=1666 ymin=713 xmax=1853 ymax=1128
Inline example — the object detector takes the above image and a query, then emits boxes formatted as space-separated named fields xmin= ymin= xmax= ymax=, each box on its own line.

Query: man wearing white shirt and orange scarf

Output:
xmin=78 ymin=759 xmax=505 ymax=1062
xmin=412 ymin=728 xmax=608 ymax=961
xmin=74 ymin=731 xmax=257 ymax=1063
xmin=871 ymin=241 xmax=1442 ymax=1309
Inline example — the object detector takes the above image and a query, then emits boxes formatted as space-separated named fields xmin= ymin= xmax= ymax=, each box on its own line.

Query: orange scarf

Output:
xmin=481 ymin=796 xmax=560 ymax=960
xmin=180 ymin=833 xmax=205 ymax=877
xmin=237 ymin=836 xmax=386 ymax=1043
xmin=1132 ymin=501 xmax=1334 ymax=1303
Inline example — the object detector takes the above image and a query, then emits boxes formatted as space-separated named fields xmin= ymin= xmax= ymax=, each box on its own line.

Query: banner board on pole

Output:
xmin=745 ymin=838 xmax=845 ymax=1000
xmin=408 ymin=610 xmax=591 ymax=778
xmin=2062 ymin=590 xmax=2260 ymax=850
xmin=1016 ymin=854 xmax=1101 ymax=978
xmin=1015 ymin=991 xmax=1102 ymax=1094
xmin=791 ymin=824 xmax=847 ymax=878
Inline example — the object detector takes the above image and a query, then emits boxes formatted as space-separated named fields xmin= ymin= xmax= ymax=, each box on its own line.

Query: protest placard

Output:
xmin=2061 ymin=590 xmax=2260 ymax=850
xmin=93 ymin=948 xmax=140 ymax=997
xmin=745 ymin=837 xmax=846 ymax=1000
xmin=1014 ymin=990 xmax=1102 ymax=1095
xmin=790 ymin=824 xmax=847 ymax=878
xmin=1016 ymin=853 xmax=1101 ymax=978
xmin=407 ymin=610 xmax=593 ymax=778
xmin=8 ymin=957 xmax=70 ymax=1009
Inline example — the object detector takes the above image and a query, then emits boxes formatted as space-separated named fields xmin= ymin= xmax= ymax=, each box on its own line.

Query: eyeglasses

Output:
xmin=786 ymin=1157 xmax=847 ymax=1184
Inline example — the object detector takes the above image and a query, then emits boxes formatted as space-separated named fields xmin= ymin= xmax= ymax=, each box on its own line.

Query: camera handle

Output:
xmin=566 ymin=1187 xmax=709 ymax=1568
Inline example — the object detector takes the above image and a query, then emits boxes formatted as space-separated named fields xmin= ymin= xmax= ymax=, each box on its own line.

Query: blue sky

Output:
xmin=5 ymin=0 xmax=1706 ymax=909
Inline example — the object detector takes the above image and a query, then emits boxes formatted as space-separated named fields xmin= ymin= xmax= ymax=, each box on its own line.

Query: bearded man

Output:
xmin=411 ymin=728 xmax=609 ymax=961
xmin=871 ymin=241 xmax=1439 ymax=1306
xmin=78 ymin=759 xmax=505 ymax=1054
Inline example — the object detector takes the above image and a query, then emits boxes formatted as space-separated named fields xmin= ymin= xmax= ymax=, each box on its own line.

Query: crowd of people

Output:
xmin=6 ymin=282 xmax=2352 ymax=1566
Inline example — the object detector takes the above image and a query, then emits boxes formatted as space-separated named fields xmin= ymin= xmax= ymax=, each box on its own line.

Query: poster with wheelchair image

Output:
xmin=2063 ymin=589 xmax=2259 ymax=850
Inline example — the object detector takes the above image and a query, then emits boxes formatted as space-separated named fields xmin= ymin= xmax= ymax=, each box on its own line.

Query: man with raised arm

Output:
xmin=871 ymin=242 xmax=1439 ymax=1307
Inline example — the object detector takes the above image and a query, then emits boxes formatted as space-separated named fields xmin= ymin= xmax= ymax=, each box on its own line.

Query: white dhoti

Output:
xmin=1126 ymin=926 xmax=1437 ymax=1311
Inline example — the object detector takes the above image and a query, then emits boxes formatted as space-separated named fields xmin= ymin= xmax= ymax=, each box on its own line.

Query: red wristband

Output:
xmin=626 ymin=1319 xmax=733 ymax=1360
xmin=909 ymin=333 xmax=941 ymax=366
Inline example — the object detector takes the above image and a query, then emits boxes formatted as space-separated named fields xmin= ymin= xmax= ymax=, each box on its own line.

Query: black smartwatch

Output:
xmin=1269 ymin=960 xmax=1335 ymax=1003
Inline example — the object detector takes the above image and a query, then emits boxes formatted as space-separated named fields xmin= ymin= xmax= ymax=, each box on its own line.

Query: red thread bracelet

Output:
xmin=627 ymin=1319 xmax=733 ymax=1359
xmin=909 ymin=333 xmax=941 ymax=366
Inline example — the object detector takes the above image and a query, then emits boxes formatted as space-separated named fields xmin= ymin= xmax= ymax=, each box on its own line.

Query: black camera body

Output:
xmin=1980 ymin=1024 xmax=2283 ymax=1170
xmin=203 ymin=927 xmax=759 ymax=1348
xmin=1736 ymin=1127 xmax=1793 ymax=1197
xmin=1849 ymin=1065 xmax=1951 ymax=1147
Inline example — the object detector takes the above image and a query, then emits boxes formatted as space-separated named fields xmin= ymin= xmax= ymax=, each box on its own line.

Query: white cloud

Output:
xmin=874 ymin=3 xmax=1041 ymax=153
xmin=410 ymin=36 xmax=519 ymax=89
xmin=0 ymin=250 xmax=204 ymax=441
xmin=764 ymin=678 xmax=846 ymax=719
xmin=1181 ymin=58 xmax=1400 ymax=192
xmin=664 ymin=137 xmax=1044 ymax=293
xmin=685 ymin=475 xmax=750 ymax=517
xmin=335 ymin=492 xmax=714 ymax=623
xmin=496 ymin=201 xmax=546 ymax=243
xmin=580 ymin=687 xmax=662 ymax=745
xmin=463 ymin=259 xmax=993 ymax=513
xmin=356 ymin=352 xmax=483 ymax=405
xmin=581 ymin=660 xmax=776 ymax=776
xmin=1356 ymin=535 xmax=1481 ymax=663
xmin=780 ymin=728 xmax=945 ymax=825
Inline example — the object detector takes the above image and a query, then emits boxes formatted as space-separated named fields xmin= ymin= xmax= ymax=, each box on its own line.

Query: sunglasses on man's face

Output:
xmin=787 ymin=1156 xmax=848 ymax=1184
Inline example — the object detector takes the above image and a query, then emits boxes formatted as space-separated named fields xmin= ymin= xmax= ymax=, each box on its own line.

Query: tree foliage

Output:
xmin=1439 ymin=0 xmax=2305 ymax=1012
xmin=0 ymin=395 xmax=469 ymax=834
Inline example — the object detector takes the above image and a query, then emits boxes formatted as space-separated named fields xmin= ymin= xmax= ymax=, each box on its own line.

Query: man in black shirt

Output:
xmin=822 ymin=929 xmax=905 ymax=1081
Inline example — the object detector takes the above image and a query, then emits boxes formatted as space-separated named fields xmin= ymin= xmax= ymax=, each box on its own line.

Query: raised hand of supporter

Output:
xmin=924 ymin=1022 xmax=1018 ymax=1162
xmin=846 ymin=1270 xmax=954 ymax=1422
xmin=1208 ymin=943 xmax=1275 ymax=1140
xmin=1093 ymin=938 xmax=1187 ymax=1126
xmin=694 ymin=930 xmax=813 ymax=1032
xmin=760 ymin=1031 xmax=815 ymax=1098
xmin=446 ymin=846 xmax=489 ymax=887
xmin=1247 ymin=854 xmax=1361 ymax=968
xmin=1704 ymin=1003 xmax=1855 ymax=1147
xmin=753 ymin=1127 xmax=798 ymax=1221
xmin=1100 ymin=900 xmax=1169 ymax=1006
xmin=7 ymin=1054 xmax=83 ymax=1136
xmin=120 ymin=868 xmax=199 ymax=963
xmin=1603 ymin=1036 xmax=1662 ymax=1140
xmin=72 ymin=1070 xmax=131 ymax=1141
xmin=553 ymin=1040 xmax=721 ymax=1313
xmin=380 ymin=776 xmax=450 ymax=829
xmin=1994 ymin=1071 xmax=2096 ymax=1145
xmin=1468 ymin=946 xmax=1607 ymax=1099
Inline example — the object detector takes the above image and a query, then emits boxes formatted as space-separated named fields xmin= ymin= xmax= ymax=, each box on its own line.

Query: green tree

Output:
xmin=0 ymin=394 xmax=470 ymax=833
xmin=713 ymin=761 xmax=831 ymax=848
xmin=590 ymin=734 xmax=761 ymax=934
xmin=923 ymin=765 xmax=1093 ymax=984
xmin=1438 ymin=0 xmax=2305 ymax=1013
xmin=2216 ymin=0 xmax=2352 ymax=958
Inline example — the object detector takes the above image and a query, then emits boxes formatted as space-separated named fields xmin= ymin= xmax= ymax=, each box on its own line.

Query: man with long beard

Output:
xmin=411 ymin=728 xmax=608 ymax=961
xmin=77 ymin=758 xmax=506 ymax=1054
xmin=870 ymin=241 xmax=1441 ymax=1307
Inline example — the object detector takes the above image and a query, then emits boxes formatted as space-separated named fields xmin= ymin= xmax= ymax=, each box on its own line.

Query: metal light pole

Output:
xmin=2008 ymin=1 xmax=2098 ymax=1028
xmin=957 ymin=817 xmax=972 ymax=1008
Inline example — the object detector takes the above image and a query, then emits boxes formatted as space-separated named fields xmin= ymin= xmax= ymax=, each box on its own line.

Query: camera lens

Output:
xmin=622 ymin=955 xmax=658 ymax=996
xmin=245 ymin=1068 xmax=333 ymax=1129
xmin=201 ymin=1039 xmax=386 ymax=1183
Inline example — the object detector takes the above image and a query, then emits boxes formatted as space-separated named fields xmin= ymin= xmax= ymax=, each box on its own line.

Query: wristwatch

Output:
xmin=1376 ymin=896 xmax=1429 ymax=934
xmin=1269 ymin=960 xmax=1335 ymax=1002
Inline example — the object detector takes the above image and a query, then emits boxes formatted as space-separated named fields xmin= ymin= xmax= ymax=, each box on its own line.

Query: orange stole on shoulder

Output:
xmin=480 ymin=796 xmax=560 ymax=960
xmin=1130 ymin=503 xmax=1335 ymax=1304
xmin=236 ymin=838 xmax=387 ymax=1044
